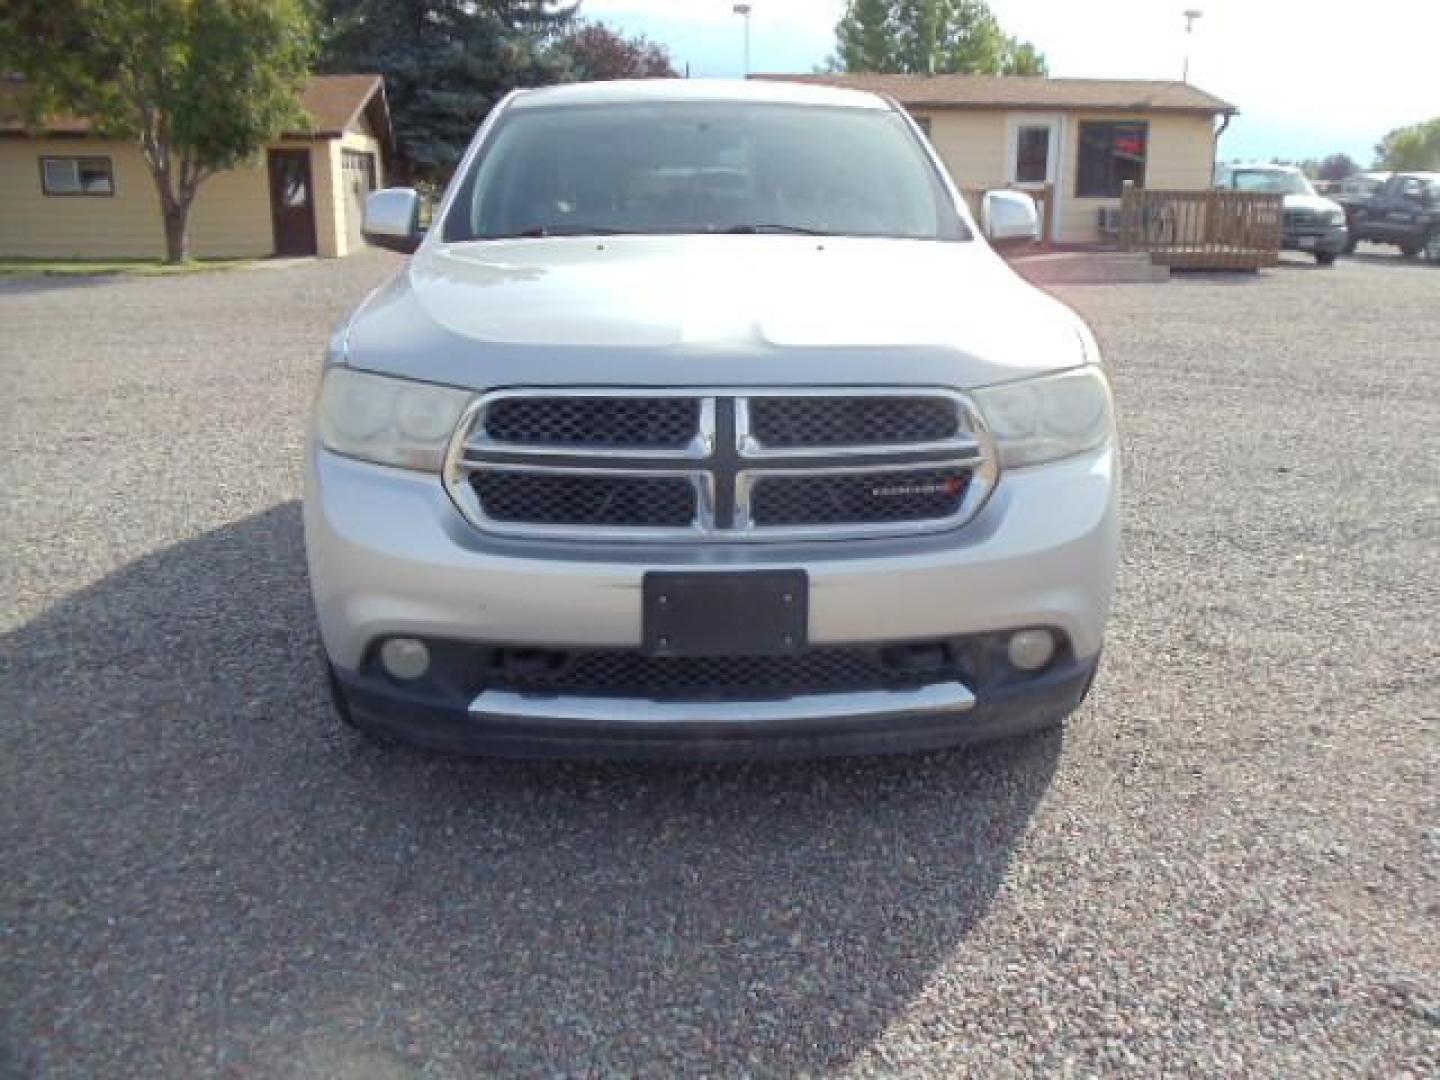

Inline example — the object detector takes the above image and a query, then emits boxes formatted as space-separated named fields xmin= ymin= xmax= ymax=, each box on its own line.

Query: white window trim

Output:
xmin=1005 ymin=113 xmax=1062 ymax=188
xmin=1005 ymin=113 xmax=1064 ymax=237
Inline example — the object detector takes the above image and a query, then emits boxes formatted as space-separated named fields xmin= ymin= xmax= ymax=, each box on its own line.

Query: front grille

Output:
xmin=750 ymin=468 xmax=971 ymax=526
xmin=470 ymin=471 xmax=696 ymax=527
xmin=483 ymin=396 xmax=698 ymax=448
xmin=445 ymin=389 xmax=996 ymax=540
xmin=748 ymin=396 xmax=959 ymax=447
xmin=1284 ymin=209 xmax=1322 ymax=229
xmin=482 ymin=645 xmax=962 ymax=701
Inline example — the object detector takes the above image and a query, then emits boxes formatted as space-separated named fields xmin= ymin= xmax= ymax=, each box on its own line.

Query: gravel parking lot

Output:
xmin=2 ymin=251 xmax=1436 ymax=1077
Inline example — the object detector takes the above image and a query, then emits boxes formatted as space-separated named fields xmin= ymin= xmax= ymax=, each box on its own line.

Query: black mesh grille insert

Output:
xmin=751 ymin=468 xmax=970 ymax=526
xmin=483 ymin=646 xmax=959 ymax=701
xmin=749 ymin=396 xmax=959 ymax=447
xmin=484 ymin=397 xmax=698 ymax=448
xmin=472 ymin=471 xmax=696 ymax=527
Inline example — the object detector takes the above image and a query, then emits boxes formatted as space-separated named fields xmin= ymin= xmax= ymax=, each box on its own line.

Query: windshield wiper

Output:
xmin=720 ymin=224 xmax=833 ymax=236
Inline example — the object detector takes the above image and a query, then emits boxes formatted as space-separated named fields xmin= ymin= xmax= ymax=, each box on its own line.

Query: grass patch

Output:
xmin=0 ymin=257 xmax=257 ymax=278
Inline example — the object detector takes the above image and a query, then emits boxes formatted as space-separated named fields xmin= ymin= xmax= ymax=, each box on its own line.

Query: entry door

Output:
xmin=1006 ymin=114 xmax=1061 ymax=189
xmin=267 ymin=150 xmax=318 ymax=256
xmin=1006 ymin=114 xmax=1061 ymax=240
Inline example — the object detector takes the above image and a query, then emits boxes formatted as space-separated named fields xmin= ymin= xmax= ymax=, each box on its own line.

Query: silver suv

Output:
xmin=305 ymin=80 xmax=1120 ymax=759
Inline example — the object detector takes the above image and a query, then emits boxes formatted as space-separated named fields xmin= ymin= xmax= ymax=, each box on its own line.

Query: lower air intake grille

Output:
xmin=750 ymin=468 xmax=971 ymax=527
xmin=483 ymin=646 xmax=959 ymax=701
xmin=470 ymin=471 xmax=696 ymax=528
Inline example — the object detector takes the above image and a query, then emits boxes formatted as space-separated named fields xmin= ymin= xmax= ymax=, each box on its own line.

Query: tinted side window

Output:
xmin=1075 ymin=122 xmax=1148 ymax=198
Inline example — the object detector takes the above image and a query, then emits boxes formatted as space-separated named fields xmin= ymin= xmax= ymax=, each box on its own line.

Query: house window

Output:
xmin=1015 ymin=125 xmax=1050 ymax=184
xmin=41 ymin=156 xmax=114 ymax=196
xmin=1075 ymin=122 xmax=1148 ymax=197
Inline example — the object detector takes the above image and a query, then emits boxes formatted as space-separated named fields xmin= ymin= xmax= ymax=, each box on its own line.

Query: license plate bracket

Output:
xmin=643 ymin=571 xmax=808 ymax=657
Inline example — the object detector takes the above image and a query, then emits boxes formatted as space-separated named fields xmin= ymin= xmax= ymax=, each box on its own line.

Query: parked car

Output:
xmin=1214 ymin=163 xmax=1348 ymax=264
xmin=1335 ymin=171 xmax=1390 ymax=210
xmin=1343 ymin=172 xmax=1440 ymax=262
xmin=305 ymin=80 xmax=1120 ymax=760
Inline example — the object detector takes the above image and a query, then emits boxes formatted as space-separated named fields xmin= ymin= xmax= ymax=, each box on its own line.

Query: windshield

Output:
xmin=1229 ymin=169 xmax=1315 ymax=196
xmin=442 ymin=101 xmax=969 ymax=243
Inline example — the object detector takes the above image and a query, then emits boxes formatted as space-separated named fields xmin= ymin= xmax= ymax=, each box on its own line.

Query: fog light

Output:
xmin=1007 ymin=629 xmax=1055 ymax=672
xmin=380 ymin=637 xmax=430 ymax=681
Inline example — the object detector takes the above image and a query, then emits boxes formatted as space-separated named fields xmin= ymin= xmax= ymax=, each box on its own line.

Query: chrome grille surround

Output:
xmin=443 ymin=387 xmax=998 ymax=542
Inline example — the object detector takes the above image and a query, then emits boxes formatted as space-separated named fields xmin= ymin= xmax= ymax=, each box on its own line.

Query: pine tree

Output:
xmin=833 ymin=0 xmax=895 ymax=73
xmin=318 ymin=0 xmax=578 ymax=183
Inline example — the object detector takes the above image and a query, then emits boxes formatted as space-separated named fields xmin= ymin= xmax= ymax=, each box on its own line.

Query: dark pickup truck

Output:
xmin=1344 ymin=172 xmax=1440 ymax=263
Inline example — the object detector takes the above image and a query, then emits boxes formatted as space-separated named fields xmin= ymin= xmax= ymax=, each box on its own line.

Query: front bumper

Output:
xmin=1282 ymin=225 xmax=1348 ymax=254
xmin=333 ymin=652 xmax=1099 ymax=760
xmin=305 ymin=442 xmax=1118 ymax=757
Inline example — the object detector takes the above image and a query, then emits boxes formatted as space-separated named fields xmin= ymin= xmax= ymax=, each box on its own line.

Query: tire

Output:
xmin=1399 ymin=241 xmax=1421 ymax=258
xmin=1424 ymin=231 xmax=1440 ymax=265
xmin=1343 ymin=233 xmax=1359 ymax=255
xmin=1315 ymin=251 xmax=1336 ymax=266
xmin=325 ymin=658 xmax=358 ymax=728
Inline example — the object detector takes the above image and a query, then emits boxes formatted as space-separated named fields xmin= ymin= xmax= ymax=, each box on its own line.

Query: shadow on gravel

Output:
xmin=1 ymin=502 xmax=1060 ymax=1076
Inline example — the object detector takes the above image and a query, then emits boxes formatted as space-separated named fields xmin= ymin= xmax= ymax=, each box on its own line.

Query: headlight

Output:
xmin=972 ymin=366 xmax=1114 ymax=468
xmin=1324 ymin=208 xmax=1345 ymax=226
xmin=316 ymin=367 xmax=472 ymax=471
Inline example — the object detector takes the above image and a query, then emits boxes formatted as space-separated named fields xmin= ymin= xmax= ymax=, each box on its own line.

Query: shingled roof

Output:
xmin=1 ymin=74 xmax=392 ymax=144
xmin=753 ymin=73 xmax=1236 ymax=114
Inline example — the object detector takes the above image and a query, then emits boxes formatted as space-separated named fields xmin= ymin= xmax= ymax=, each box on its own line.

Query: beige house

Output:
xmin=758 ymin=73 xmax=1235 ymax=245
xmin=0 ymin=74 xmax=392 ymax=259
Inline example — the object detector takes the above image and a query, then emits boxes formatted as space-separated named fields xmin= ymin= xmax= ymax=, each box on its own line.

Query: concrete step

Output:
xmin=1011 ymin=251 xmax=1170 ymax=286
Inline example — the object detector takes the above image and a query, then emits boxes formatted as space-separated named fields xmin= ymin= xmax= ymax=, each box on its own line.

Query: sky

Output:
xmin=579 ymin=0 xmax=1440 ymax=165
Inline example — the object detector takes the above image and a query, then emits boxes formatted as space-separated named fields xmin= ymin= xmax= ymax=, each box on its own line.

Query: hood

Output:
xmin=342 ymin=235 xmax=1088 ymax=390
xmin=1284 ymin=193 xmax=1343 ymax=215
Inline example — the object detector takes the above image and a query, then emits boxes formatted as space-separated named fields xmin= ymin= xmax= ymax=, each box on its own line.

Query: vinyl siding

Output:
xmin=911 ymin=108 xmax=1217 ymax=244
xmin=1054 ymin=112 xmax=1217 ymax=243
xmin=0 ymin=139 xmax=167 ymax=258
xmin=335 ymin=129 xmax=385 ymax=256
xmin=911 ymin=109 xmax=1008 ymax=190
xmin=0 ymin=136 xmax=352 ymax=259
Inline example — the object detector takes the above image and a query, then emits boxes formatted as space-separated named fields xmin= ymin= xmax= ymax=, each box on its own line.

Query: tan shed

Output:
xmin=0 ymin=74 xmax=394 ymax=260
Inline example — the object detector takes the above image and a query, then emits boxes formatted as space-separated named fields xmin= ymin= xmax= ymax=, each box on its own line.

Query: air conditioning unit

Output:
xmin=1097 ymin=206 xmax=1123 ymax=234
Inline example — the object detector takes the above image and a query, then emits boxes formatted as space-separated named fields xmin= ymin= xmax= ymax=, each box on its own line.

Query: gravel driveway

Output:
xmin=2 ymin=252 xmax=1436 ymax=1077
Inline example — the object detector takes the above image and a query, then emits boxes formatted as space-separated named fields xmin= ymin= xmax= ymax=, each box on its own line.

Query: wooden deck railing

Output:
xmin=1118 ymin=185 xmax=1283 ymax=270
xmin=962 ymin=184 xmax=1054 ymax=246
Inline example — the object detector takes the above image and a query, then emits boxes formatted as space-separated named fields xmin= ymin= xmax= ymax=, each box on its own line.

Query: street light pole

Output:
xmin=1182 ymin=9 xmax=1203 ymax=83
xmin=733 ymin=3 xmax=753 ymax=78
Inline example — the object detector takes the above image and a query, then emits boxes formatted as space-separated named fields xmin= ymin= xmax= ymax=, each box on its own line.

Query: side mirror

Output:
xmin=981 ymin=189 xmax=1040 ymax=248
xmin=362 ymin=188 xmax=424 ymax=254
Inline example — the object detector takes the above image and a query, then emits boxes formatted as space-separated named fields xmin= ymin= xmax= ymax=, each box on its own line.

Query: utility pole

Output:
xmin=733 ymin=3 xmax=753 ymax=78
xmin=1182 ymin=9 xmax=1203 ymax=83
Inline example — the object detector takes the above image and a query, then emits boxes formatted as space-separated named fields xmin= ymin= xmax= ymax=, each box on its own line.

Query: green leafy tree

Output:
xmin=1 ymin=0 xmax=314 ymax=263
xmin=1004 ymin=38 xmax=1047 ymax=76
xmin=319 ymin=0 xmax=576 ymax=184
xmin=556 ymin=21 xmax=677 ymax=82
xmin=833 ymin=0 xmax=1046 ymax=76
xmin=1374 ymin=118 xmax=1440 ymax=171
xmin=1316 ymin=152 xmax=1358 ymax=183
